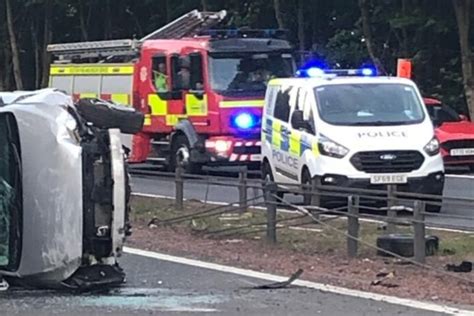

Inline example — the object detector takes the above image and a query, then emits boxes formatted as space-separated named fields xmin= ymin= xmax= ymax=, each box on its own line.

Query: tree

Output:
xmin=273 ymin=0 xmax=286 ymax=29
xmin=453 ymin=0 xmax=474 ymax=119
xmin=297 ymin=0 xmax=305 ymax=51
xmin=5 ymin=0 xmax=23 ymax=90
xmin=358 ymin=0 xmax=387 ymax=75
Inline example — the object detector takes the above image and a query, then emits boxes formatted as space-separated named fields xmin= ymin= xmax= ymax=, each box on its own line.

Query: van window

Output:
xmin=274 ymin=86 xmax=291 ymax=122
xmin=151 ymin=55 xmax=168 ymax=92
xmin=0 ymin=113 xmax=21 ymax=271
xmin=300 ymin=90 xmax=315 ymax=134
xmin=265 ymin=86 xmax=278 ymax=116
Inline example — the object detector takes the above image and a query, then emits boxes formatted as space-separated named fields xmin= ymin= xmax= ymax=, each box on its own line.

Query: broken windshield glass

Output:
xmin=0 ymin=180 xmax=13 ymax=266
xmin=0 ymin=113 xmax=21 ymax=271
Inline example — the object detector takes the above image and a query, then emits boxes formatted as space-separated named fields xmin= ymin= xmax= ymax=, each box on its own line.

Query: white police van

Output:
xmin=261 ymin=68 xmax=445 ymax=212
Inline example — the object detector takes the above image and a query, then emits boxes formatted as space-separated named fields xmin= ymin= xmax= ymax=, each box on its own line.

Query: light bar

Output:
xmin=297 ymin=67 xmax=377 ymax=78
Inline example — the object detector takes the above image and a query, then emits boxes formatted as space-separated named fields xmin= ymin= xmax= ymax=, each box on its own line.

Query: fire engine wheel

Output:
xmin=171 ymin=135 xmax=202 ymax=174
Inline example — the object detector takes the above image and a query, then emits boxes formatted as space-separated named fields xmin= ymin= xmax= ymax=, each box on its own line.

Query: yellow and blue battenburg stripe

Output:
xmin=264 ymin=118 xmax=317 ymax=157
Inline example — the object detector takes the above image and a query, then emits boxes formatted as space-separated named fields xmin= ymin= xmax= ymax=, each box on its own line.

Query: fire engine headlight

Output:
xmin=424 ymin=136 xmax=440 ymax=156
xmin=318 ymin=135 xmax=349 ymax=158
xmin=232 ymin=112 xmax=257 ymax=130
xmin=215 ymin=140 xmax=232 ymax=153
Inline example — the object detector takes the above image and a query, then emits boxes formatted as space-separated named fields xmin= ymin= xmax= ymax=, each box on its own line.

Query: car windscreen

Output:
xmin=209 ymin=53 xmax=294 ymax=94
xmin=314 ymin=83 xmax=425 ymax=126
xmin=0 ymin=113 xmax=21 ymax=271
xmin=426 ymin=104 xmax=461 ymax=125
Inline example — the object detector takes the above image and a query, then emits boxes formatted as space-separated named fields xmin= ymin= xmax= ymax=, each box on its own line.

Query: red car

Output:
xmin=424 ymin=97 xmax=474 ymax=171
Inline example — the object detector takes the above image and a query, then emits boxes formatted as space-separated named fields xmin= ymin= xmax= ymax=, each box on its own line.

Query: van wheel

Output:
xmin=170 ymin=135 xmax=202 ymax=174
xmin=262 ymin=161 xmax=283 ymax=201
xmin=75 ymin=98 xmax=144 ymax=134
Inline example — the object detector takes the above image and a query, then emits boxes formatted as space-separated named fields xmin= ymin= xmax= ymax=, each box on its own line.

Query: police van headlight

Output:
xmin=424 ymin=137 xmax=440 ymax=156
xmin=318 ymin=135 xmax=349 ymax=158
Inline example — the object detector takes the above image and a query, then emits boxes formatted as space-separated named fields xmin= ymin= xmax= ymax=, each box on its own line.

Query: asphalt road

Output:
xmin=0 ymin=253 xmax=453 ymax=316
xmin=130 ymin=172 xmax=474 ymax=231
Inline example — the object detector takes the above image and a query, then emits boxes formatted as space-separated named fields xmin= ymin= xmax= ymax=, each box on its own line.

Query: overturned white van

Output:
xmin=0 ymin=89 xmax=143 ymax=290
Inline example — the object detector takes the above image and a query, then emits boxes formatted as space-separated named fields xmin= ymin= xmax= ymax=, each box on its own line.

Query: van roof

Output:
xmin=268 ymin=76 xmax=416 ymax=88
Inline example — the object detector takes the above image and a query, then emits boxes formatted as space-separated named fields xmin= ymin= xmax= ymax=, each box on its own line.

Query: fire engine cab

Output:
xmin=47 ymin=10 xmax=296 ymax=172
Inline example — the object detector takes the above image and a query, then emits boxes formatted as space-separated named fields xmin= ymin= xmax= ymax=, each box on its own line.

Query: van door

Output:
xmin=271 ymin=85 xmax=299 ymax=183
xmin=167 ymin=53 xmax=208 ymax=127
xmin=289 ymin=88 xmax=318 ymax=181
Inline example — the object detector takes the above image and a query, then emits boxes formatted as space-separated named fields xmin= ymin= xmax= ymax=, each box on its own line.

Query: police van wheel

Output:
xmin=171 ymin=135 xmax=202 ymax=174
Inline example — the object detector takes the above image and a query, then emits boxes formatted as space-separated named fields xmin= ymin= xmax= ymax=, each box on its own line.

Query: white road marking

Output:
xmin=125 ymin=247 xmax=473 ymax=316
xmin=446 ymin=174 xmax=474 ymax=180
xmin=162 ymin=307 xmax=218 ymax=313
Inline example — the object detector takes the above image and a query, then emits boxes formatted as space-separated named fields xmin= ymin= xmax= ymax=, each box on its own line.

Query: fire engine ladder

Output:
xmin=47 ymin=9 xmax=227 ymax=61
xmin=140 ymin=9 xmax=227 ymax=41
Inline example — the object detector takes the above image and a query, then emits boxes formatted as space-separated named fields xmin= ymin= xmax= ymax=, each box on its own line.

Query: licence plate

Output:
xmin=450 ymin=148 xmax=474 ymax=156
xmin=370 ymin=174 xmax=408 ymax=184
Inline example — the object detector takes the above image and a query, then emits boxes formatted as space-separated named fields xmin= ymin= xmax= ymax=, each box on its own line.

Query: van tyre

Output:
xmin=170 ymin=135 xmax=202 ymax=174
xmin=75 ymin=98 xmax=144 ymax=134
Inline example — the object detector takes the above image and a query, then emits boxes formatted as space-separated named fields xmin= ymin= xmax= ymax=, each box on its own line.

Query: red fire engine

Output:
xmin=47 ymin=10 xmax=296 ymax=172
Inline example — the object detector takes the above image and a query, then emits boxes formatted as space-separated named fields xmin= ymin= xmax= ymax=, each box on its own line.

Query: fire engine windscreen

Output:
xmin=314 ymin=84 xmax=425 ymax=126
xmin=209 ymin=53 xmax=294 ymax=93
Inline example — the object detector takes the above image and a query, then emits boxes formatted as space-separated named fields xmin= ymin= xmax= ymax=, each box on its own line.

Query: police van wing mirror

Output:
xmin=291 ymin=110 xmax=308 ymax=130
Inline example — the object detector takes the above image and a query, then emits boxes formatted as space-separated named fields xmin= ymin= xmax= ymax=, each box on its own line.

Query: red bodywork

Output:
xmin=423 ymin=97 xmax=474 ymax=167
xmin=129 ymin=37 xmax=267 ymax=163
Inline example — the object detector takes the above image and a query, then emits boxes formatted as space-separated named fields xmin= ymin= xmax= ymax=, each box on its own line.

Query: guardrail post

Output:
xmin=238 ymin=169 xmax=248 ymax=213
xmin=413 ymin=200 xmax=426 ymax=263
xmin=265 ymin=182 xmax=277 ymax=244
xmin=386 ymin=185 xmax=397 ymax=233
xmin=310 ymin=178 xmax=320 ymax=220
xmin=175 ymin=164 xmax=184 ymax=211
xmin=347 ymin=195 xmax=360 ymax=258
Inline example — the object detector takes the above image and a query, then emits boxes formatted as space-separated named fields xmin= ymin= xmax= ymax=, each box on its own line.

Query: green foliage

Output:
xmin=0 ymin=0 xmax=472 ymax=112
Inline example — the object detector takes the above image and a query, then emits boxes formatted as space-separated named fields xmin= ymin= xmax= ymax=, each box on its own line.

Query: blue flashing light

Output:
xmin=297 ymin=66 xmax=378 ymax=78
xmin=233 ymin=112 xmax=256 ymax=129
xmin=361 ymin=68 xmax=374 ymax=76
xmin=306 ymin=67 xmax=325 ymax=77
xmin=360 ymin=67 xmax=376 ymax=76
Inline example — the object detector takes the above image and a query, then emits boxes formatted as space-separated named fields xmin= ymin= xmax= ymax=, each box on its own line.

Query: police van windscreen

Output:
xmin=314 ymin=84 xmax=425 ymax=126
xmin=209 ymin=53 xmax=294 ymax=94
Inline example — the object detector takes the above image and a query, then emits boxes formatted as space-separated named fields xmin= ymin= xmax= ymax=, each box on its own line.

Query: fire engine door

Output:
xmin=171 ymin=54 xmax=208 ymax=123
